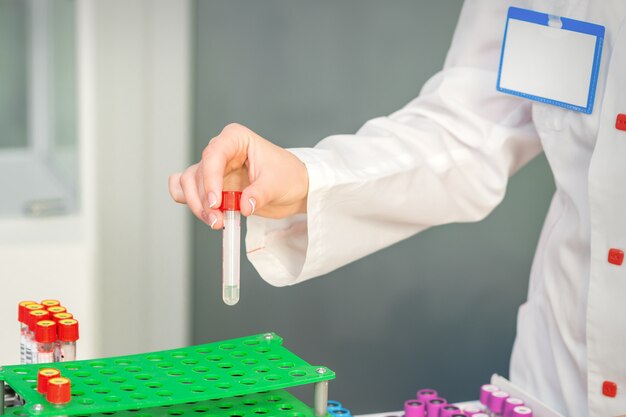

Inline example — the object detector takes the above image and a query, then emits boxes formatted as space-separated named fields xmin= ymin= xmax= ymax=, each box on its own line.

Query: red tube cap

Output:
xmin=35 ymin=320 xmax=57 ymax=343
xmin=53 ymin=312 xmax=74 ymax=323
xmin=37 ymin=368 xmax=61 ymax=394
xmin=58 ymin=319 xmax=79 ymax=342
xmin=24 ymin=304 xmax=45 ymax=325
xmin=46 ymin=377 xmax=71 ymax=404
xmin=46 ymin=306 xmax=67 ymax=315
xmin=220 ymin=191 xmax=242 ymax=211
xmin=28 ymin=310 xmax=51 ymax=331
xmin=40 ymin=299 xmax=61 ymax=308
xmin=18 ymin=301 xmax=37 ymax=323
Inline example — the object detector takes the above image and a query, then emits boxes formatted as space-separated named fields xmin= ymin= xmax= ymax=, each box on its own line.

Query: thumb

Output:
xmin=240 ymin=180 xmax=271 ymax=217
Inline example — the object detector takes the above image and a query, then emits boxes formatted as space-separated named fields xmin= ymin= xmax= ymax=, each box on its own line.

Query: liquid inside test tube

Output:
xmin=221 ymin=191 xmax=242 ymax=306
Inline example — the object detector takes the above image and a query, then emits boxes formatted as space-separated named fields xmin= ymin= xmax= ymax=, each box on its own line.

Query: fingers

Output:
xmin=179 ymin=163 xmax=215 ymax=227
xmin=201 ymin=123 xmax=248 ymax=211
xmin=168 ymin=172 xmax=186 ymax=203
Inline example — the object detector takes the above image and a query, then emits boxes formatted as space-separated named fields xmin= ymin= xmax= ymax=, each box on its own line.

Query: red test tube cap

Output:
xmin=24 ymin=304 xmax=45 ymax=323
xmin=35 ymin=320 xmax=57 ymax=343
xmin=37 ymin=368 xmax=61 ymax=394
xmin=58 ymin=319 xmax=79 ymax=342
xmin=46 ymin=306 xmax=67 ymax=315
xmin=53 ymin=312 xmax=74 ymax=323
xmin=18 ymin=301 xmax=37 ymax=323
xmin=220 ymin=191 xmax=242 ymax=211
xmin=46 ymin=377 xmax=71 ymax=404
xmin=40 ymin=299 xmax=61 ymax=308
xmin=28 ymin=310 xmax=51 ymax=331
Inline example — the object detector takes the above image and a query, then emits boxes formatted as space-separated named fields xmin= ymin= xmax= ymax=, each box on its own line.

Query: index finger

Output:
xmin=201 ymin=124 xmax=246 ymax=209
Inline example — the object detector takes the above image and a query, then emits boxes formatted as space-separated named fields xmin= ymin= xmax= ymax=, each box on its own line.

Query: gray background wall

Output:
xmin=192 ymin=1 xmax=555 ymax=412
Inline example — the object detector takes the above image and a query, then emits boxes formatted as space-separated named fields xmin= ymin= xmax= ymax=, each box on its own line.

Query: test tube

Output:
xmin=488 ymin=390 xmax=509 ymax=417
xmin=56 ymin=319 xmax=79 ymax=362
xmin=35 ymin=320 xmax=57 ymax=364
xmin=26 ymin=309 xmax=50 ymax=364
xmin=46 ymin=377 xmax=71 ymax=405
xmin=220 ymin=191 xmax=242 ymax=306
xmin=17 ymin=301 xmax=36 ymax=363
xmin=37 ymin=368 xmax=61 ymax=394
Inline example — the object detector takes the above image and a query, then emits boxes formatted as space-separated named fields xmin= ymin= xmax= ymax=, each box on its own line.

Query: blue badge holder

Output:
xmin=497 ymin=7 xmax=605 ymax=114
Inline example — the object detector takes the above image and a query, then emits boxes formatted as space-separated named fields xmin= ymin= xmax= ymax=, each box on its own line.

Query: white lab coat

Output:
xmin=245 ymin=1 xmax=626 ymax=416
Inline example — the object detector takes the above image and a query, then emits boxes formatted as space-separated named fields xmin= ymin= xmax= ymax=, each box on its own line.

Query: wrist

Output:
xmin=295 ymin=163 xmax=309 ymax=214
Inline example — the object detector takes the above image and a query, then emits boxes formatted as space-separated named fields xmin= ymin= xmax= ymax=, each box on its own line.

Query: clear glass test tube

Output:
xmin=26 ymin=309 xmax=50 ymax=364
xmin=220 ymin=191 xmax=242 ymax=306
xmin=35 ymin=320 xmax=57 ymax=364
xmin=56 ymin=318 xmax=79 ymax=362
xmin=18 ymin=301 xmax=36 ymax=364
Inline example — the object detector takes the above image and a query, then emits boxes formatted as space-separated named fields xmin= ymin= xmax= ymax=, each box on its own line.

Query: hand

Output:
xmin=168 ymin=123 xmax=309 ymax=229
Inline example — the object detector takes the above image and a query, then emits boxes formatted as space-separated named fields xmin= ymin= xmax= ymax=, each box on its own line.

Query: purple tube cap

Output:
xmin=461 ymin=404 xmax=484 ymax=417
xmin=403 ymin=400 xmax=425 ymax=417
xmin=488 ymin=390 xmax=509 ymax=413
xmin=440 ymin=404 xmax=461 ymax=417
xmin=426 ymin=397 xmax=447 ymax=416
xmin=502 ymin=398 xmax=524 ymax=417
xmin=416 ymin=388 xmax=438 ymax=402
xmin=512 ymin=406 xmax=533 ymax=417
xmin=479 ymin=384 xmax=498 ymax=405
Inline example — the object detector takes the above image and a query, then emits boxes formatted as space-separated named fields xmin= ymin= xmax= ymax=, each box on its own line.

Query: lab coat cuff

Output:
xmin=245 ymin=148 xmax=331 ymax=286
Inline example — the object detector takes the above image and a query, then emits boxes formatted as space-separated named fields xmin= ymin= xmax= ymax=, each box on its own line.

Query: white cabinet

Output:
xmin=0 ymin=0 xmax=191 ymax=365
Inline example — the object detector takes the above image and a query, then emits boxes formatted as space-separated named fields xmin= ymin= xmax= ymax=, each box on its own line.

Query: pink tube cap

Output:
xmin=404 ymin=400 xmax=425 ymax=417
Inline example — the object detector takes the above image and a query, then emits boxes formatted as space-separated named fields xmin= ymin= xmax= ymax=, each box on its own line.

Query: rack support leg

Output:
xmin=1 ymin=381 xmax=6 ymax=415
xmin=314 ymin=381 xmax=328 ymax=417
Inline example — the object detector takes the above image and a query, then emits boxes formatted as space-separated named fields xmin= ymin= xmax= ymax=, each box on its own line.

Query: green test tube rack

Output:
xmin=0 ymin=333 xmax=334 ymax=417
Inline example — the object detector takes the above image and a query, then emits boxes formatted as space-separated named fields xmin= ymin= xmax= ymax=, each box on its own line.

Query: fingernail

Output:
xmin=209 ymin=213 xmax=218 ymax=229
xmin=201 ymin=210 xmax=208 ymax=222
xmin=208 ymin=192 xmax=218 ymax=208
xmin=249 ymin=198 xmax=256 ymax=215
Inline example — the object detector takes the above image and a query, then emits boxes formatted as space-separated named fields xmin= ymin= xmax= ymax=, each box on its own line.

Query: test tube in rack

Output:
xmin=37 ymin=368 xmax=61 ymax=394
xmin=17 ymin=301 xmax=36 ymax=363
xmin=220 ymin=191 xmax=242 ymax=306
xmin=46 ymin=377 xmax=71 ymax=405
xmin=26 ymin=308 xmax=50 ymax=364
xmin=35 ymin=320 xmax=57 ymax=364
xmin=56 ymin=318 xmax=79 ymax=362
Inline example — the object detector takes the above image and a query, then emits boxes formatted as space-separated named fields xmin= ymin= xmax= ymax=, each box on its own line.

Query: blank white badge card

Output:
xmin=497 ymin=7 xmax=605 ymax=114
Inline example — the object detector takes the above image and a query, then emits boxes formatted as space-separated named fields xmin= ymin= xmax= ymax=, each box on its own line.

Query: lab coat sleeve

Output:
xmin=245 ymin=0 xmax=542 ymax=286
